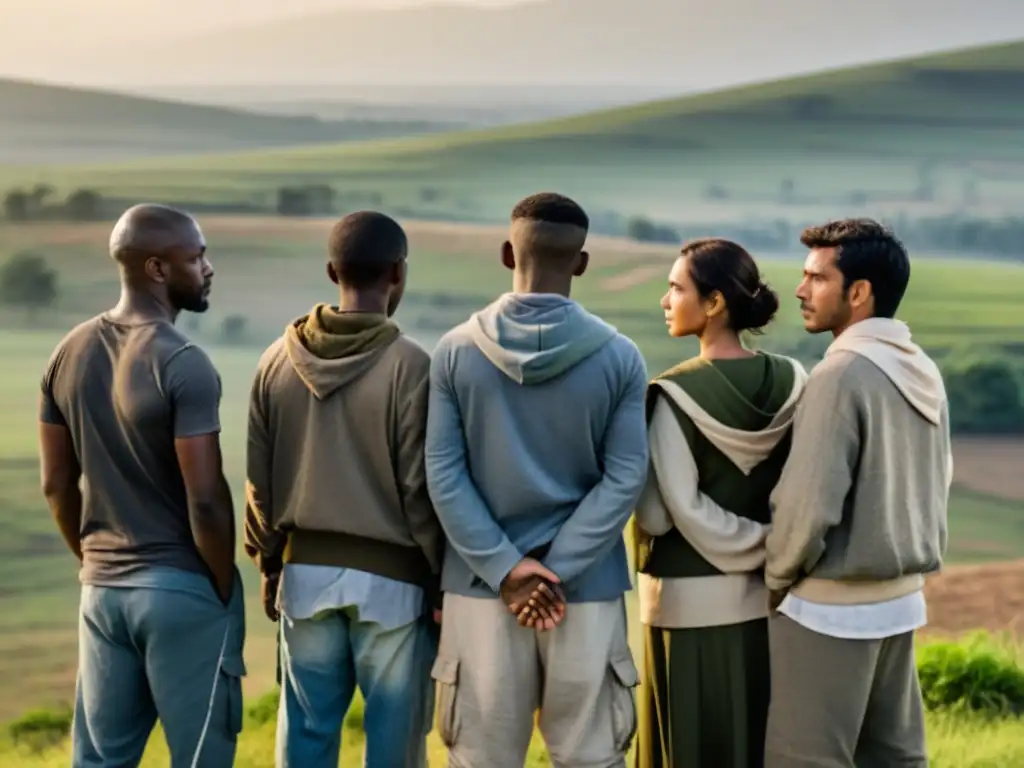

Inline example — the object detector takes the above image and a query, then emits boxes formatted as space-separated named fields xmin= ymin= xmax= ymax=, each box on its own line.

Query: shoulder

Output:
xmin=430 ymin=321 xmax=474 ymax=370
xmin=256 ymin=336 xmax=287 ymax=373
xmin=599 ymin=332 xmax=646 ymax=377
xmin=165 ymin=337 xmax=216 ymax=373
xmin=653 ymin=356 xmax=704 ymax=383
xmin=763 ymin=351 xmax=809 ymax=377
xmin=435 ymin=320 xmax=474 ymax=353
xmin=387 ymin=333 xmax=432 ymax=385
xmin=804 ymin=351 xmax=876 ymax=403
xmin=43 ymin=315 xmax=109 ymax=380
xmin=391 ymin=333 xmax=430 ymax=368
xmin=161 ymin=337 xmax=220 ymax=396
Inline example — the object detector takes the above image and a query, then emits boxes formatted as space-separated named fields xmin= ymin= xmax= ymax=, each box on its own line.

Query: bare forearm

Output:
xmin=189 ymin=478 xmax=236 ymax=601
xmin=45 ymin=486 xmax=82 ymax=562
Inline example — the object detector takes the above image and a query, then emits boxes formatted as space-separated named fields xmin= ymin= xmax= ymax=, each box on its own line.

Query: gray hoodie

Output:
xmin=766 ymin=318 xmax=952 ymax=604
xmin=425 ymin=293 xmax=649 ymax=602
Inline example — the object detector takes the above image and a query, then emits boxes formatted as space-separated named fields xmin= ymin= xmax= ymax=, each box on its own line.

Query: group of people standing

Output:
xmin=38 ymin=192 xmax=951 ymax=768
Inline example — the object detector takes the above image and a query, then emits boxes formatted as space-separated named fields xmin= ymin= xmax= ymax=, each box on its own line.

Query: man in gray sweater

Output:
xmin=765 ymin=219 xmax=951 ymax=767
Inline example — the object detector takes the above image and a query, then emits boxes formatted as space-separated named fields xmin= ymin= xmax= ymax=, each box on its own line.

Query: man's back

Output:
xmin=427 ymin=293 xmax=649 ymax=601
xmin=41 ymin=313 xmax=221 ymax=584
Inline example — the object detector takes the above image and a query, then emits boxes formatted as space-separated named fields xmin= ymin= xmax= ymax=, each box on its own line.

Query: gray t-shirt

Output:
xmin=40 ymin=313 xmax=222 ymax=585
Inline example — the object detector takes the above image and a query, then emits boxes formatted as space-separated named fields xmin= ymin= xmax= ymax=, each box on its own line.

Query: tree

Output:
xmin=3 ymin=189 xmax=29 ymax=221
xmin=28 ymin=184 xmax=55 ymax=215
xmin=626 ymin=216 xmax=679 ymax=244
xmin=64 ymin=189 xmax=103 ymax=221
xmin=0 ymin=252 xmax=58 ymax=319
xmin=944 ymin=359 xmax=1024 ymax=434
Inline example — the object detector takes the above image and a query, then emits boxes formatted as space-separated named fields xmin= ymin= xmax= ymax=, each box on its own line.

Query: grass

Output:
xmin=0 ymin=78 xmax=452 ymax=166
xmin=5 ymin=40 xmax=1024 ymax=223
xmin=2 ymin=635 xmax=1022 ymax=767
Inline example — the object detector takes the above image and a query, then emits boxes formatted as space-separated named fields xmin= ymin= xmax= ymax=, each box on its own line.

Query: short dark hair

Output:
xmin=681 ymin=238 xmax=780 ymax=334
xmin=800 ymin=218 xmax=910 ymax=318
xmin=327 ymin=211 xmax=407 ymax=288
xmin=511 ymin=192 xmax=589 ymax=230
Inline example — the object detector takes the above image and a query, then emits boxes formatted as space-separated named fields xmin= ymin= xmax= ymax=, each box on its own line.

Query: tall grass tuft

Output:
xmin=917 ymin=633 xmax=1024 ymax=718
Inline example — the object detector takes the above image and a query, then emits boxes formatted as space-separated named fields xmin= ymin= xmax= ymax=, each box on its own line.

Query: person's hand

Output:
xmin=433 ymin=608 xmax=443 ymax=625
xmin=261 ymin=570 xmax=281 ymax=622
xmin=768 ymin=588 xmax=787 ymax=614
xmin=500 ymin=558 xmax=565 ymax=631
xmin=516 ymin=580 xmax=567 ymax=631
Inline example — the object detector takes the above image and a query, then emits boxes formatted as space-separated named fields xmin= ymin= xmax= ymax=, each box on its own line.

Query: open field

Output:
xmin=0 ymin=78 xmax=456 ymax=166
xmin=5 ymin=40 xmax=1024 ymax=225
xmin=2 ymin=216 xmax=1023 ymax=377
xmin=0 ymin=216 xmax=1022 ymax=729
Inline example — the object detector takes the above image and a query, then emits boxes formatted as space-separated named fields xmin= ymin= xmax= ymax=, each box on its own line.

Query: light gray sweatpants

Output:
xmin=432 ymin=594 xmax=639 ymax=768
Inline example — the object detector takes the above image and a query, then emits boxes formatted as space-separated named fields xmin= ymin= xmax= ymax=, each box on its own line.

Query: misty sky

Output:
xmin=1 ymin=0 xmax=1022 ymax=91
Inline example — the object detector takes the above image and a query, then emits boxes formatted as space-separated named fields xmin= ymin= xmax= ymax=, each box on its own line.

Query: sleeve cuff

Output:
xmin=477 ymin=544 xmax=524 ymax=594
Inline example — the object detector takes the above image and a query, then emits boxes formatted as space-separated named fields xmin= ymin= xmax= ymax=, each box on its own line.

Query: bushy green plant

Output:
xmin=917 ymin=634 xmax=1024 ymax=717
xmin=7 ymin=706 xmax=72 ymax=751
xmin=243 ymin=687 xmax=365 ymax=732
xmin=245 ymin=688 xmax=280 ymax=727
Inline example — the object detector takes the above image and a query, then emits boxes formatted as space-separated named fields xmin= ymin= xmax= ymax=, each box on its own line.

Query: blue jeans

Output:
xmin=277 ymin=609 xmax=437 ymax=768
xmin=72 ymin=569 xmax=246 ymax=767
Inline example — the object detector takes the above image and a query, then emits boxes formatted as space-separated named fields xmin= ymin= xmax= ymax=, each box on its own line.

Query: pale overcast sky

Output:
xmin=1 ymin=0 xmax=1021 ymax=89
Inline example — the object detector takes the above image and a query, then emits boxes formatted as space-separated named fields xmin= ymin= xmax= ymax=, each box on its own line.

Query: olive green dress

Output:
xmin=633 ymin=354 xmax=797 ymax=768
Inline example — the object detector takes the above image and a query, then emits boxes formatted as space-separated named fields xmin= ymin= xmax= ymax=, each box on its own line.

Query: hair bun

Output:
xmin=742 ymin=280 xmax=780 ymax=331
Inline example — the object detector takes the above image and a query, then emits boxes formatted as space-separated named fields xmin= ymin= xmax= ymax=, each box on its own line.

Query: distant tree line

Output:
xmin=943 ymin=358 xmax=1024 ymax=434
xmin=3 ymin=185 xmax=104 ymax=222
xmin=623 ymin=213 xmax=1024 ymax=260
xmin=0 ymin=251 xmax=57 ymax=320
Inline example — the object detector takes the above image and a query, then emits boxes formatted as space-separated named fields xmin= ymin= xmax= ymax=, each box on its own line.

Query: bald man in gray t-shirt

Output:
xmin=38 ymin=204 xmax=244 ymax=767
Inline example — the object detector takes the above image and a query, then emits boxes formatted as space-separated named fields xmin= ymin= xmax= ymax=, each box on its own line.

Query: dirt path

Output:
xmin=923 ymin=559 xmax=1024 ymax=639
xmin=951 ymin=438 xmax=1024 ymax=501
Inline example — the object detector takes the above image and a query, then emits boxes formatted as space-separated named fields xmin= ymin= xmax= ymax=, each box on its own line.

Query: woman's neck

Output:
xmin=698 ymin=330 xmax=753 ymax=360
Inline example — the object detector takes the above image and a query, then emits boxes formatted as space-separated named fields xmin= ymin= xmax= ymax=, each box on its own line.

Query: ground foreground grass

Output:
xmin=4 ymin=715 xmax=1023 ymax=768
xmin=2 ymin=634 xmax=1023 ymax=767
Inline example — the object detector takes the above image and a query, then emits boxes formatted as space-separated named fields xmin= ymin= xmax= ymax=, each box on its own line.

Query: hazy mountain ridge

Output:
xmin=0 ymin=77 xmax=460 ymax=165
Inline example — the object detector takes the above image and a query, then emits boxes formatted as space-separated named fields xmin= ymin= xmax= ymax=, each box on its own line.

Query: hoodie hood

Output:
xmin=468 ymin=293 xmax=618 ymax=385
xmin=827 ymin=317 xmax=946 ymax=425
xmin=653 ymin=355 xmax=809 ymax=475
xmin=284 ymin=304 xmax=400 ymax=400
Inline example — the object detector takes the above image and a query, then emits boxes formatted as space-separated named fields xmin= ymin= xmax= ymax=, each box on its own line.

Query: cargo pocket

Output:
xmin=608 ymin=654 xmax=639 ymax=753
xmin=220 ymin=654 xmax=247 ymax=736
xmin=431 ymin=655 xmax=461 ymax=748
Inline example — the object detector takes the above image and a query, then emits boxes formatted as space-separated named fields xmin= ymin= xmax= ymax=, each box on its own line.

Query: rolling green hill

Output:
xmin=0 ymin=78 xmax=457 ymax=166
xmin=5 ymin=39 xmax=1024 ymax=226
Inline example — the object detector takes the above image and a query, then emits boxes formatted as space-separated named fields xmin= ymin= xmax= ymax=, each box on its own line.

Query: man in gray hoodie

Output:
xmin=764 ymin=219 xmax=952 ymax=767
xmin=425 ymin=193 xmax=649 ymax=768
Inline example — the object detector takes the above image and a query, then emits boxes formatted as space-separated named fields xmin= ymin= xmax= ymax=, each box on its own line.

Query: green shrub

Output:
xmin=243 ymin=686 xmax=365 ymax=732
xmin=7 ymin=705 xmax=72 ymax=751
xmin=917 ymin=634 xmax=1024 ymax=717
xmin=245 ymin=688 xmax=279 ymax=727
